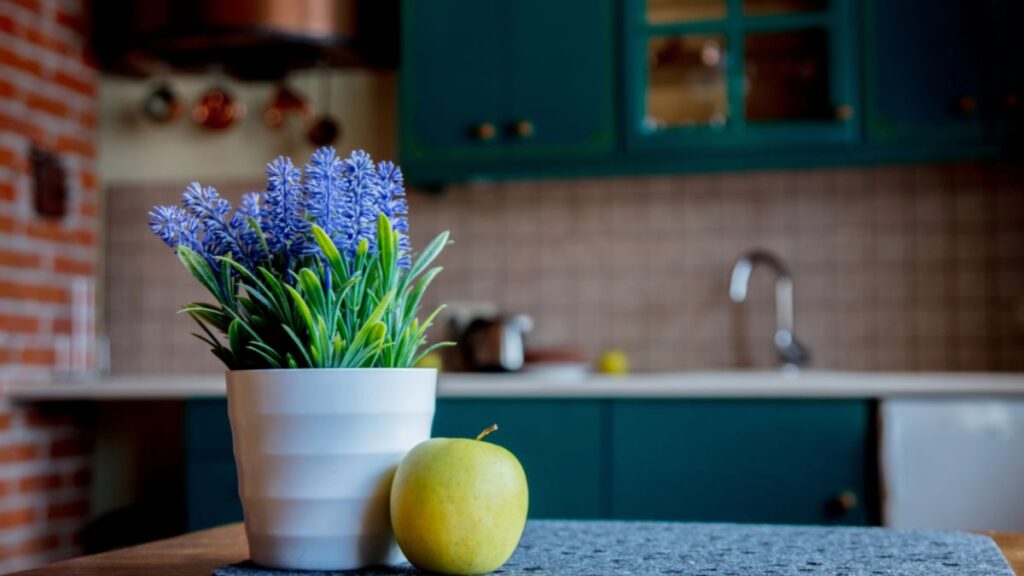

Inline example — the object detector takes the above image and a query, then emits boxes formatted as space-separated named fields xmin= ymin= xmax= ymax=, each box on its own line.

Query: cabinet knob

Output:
xmin=1004 ymin=94 xmax=1020 ymax=111
xmin=512 ymin=120 xmax=535 ymax=139
xmin=956 ymin=96 xmax=977 ymax=116
xmin=474 ymin=122 xmax=497 ymax=141
xmin=825 ymin=490 xmax=858 ymax=518
xmin=835 ymin=105 xmax=855 ymax=121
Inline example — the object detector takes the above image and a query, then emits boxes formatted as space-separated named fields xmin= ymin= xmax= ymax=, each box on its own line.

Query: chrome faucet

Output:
xmin=729 ymin=250 xmax=810 ymax=368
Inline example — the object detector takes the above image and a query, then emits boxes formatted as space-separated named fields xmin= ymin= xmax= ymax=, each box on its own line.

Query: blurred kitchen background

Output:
xmin=2 ymin=0 xmax=1024 ymax=572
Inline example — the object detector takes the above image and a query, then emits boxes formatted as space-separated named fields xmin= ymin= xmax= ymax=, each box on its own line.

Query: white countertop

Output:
xmin=4 ymin=370 xmax=1024 ymax=401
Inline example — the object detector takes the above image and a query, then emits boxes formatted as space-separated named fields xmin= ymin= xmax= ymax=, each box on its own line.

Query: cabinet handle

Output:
xmin=512 ymin=120 xmax=535 ymax=139
xmin=835 ymin=105 xmax=855 ymax=121
xmin=473 ymin=122 xmax=497 ymax=142
xmin=956 ymin=96 xmax=977 ymax=117
xmin=825 ymin=490 xmax=858 ymax=518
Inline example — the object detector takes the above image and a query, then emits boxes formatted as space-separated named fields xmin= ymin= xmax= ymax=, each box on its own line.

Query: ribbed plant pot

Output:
xmin=225 ymin=368 xmax=437 ymax=571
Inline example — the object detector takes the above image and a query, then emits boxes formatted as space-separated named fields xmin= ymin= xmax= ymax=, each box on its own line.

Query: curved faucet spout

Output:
xmin=729 ymin=250 xmax=809 ymax=368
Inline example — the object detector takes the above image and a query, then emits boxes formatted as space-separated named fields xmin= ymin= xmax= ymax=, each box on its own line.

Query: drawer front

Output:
xmin=611 ymin=399 xmax=874 ymax=525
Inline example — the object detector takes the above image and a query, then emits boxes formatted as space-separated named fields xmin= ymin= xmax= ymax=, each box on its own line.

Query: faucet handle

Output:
xmin=775 ymin=329 xmax=810 ymax=368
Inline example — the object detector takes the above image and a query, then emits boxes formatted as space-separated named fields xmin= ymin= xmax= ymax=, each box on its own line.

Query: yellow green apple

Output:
xmin=390 ymin=424 xmax=529 ymax=575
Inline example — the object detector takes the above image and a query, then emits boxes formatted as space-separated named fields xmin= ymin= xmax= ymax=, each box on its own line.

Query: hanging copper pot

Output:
xmin=193 ymin=83 xmax=246 ymax=130
xmin=265 ymin=81 xmax=312 ymax=129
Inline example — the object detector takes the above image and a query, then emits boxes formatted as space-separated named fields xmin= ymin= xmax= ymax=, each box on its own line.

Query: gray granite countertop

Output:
xmin=213 ymin=519 xmax=1014 ymax=575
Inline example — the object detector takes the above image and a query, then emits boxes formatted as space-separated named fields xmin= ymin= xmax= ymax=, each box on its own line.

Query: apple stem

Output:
xmin=475 ymin=423 xmax=499 ymax=441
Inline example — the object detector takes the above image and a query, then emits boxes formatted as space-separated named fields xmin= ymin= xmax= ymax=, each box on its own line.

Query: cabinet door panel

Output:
xmin=611 ymin=400 xmax=872 ymax=525
xmin=434 ymin=399 xmax=606 ymax=519
xmin=401 ymin=0 xmax=505 ymax=160
xmin=505 ymin=0 xmax=616 ymax=157
xmin=865 ymin=0 xmax=985 ymax=145
xmin=187 ymin=459 xmax=242 ymax=531
xmin=984 ymin=0 xmax=1024 ymax=145
xmin=184 ymin=400 xmax=242 ymax=531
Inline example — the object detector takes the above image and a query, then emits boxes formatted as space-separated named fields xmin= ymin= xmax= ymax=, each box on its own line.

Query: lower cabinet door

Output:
xmin=183 ymin=399 xmax=242 ymax=531
xmin=186 ymin=459 xmax=243 ymax=531
xmin=433 ymin=399 xmax=607 ymax=519
xmin=610 ymin=400 xmax=874 ymax=525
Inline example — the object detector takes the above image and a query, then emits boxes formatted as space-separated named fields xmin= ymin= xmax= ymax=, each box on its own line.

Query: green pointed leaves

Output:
xmin=178 ymin=211 xmax=451 ymax=369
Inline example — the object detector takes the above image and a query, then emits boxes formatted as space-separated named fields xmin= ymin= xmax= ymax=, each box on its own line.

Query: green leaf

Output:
xmin=282 ymin=325 xmax=314 ymax=367
xmin=342 ymin=290 xmax=394 ymax=366
xmin=228 ymin=319 xmax=247 ymax=365
xmin=220 ymin=258 xmax=236 ymax=308
xmin=377 ymin=214 xmax=395 ymax=273
xmin=258 ymin=267 xmax=293 ymax=323
xmin=248 ymin=340 xmax=284 ymax=365
xmin=247 ymin=216 xmax=272 ymax=261
xmin=246 ymin=343 xmax=282 ymax=368
xmin=311 ymin=224 xmax=346 ymax=279
xmin=403 ymin=231 xmax=449 ymax=290
xmin=296 ymin=268 xmax=326 ymax=319
xmin=411 ymin=341 xmax=456 ymax=367
xmin=284 ymin=284 xmax=315 ymax=336
xmin=177 ymin=246 xmax=223 ymax=302
xmin=212 ymin=346 xmax=237 ymax=369
xmin=404 ymin=266 xmax=442 ymax=320
xmin=180 ymin=303 xmax=232 ymax=333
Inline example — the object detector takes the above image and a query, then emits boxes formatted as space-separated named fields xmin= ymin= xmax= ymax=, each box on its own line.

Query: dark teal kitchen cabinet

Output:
xmin=396 ymin=0 xmax=1022 ymax=184
xmin=400 ymin=0 xmax=503 ymax=161
xmin=399 ymin=0 xmax=616 ymax=179
xmin=182 ymin=397 xmax=874 ymax=531
xmin=864 ymin=0 xmax=986 ymax=147
xmin=611 ymin=400 xmax=874 ymax=525
xmin=624 ymin=0 xmax=859 ymax=152
xmin=983 ymin=0 xmax=1024 ymax=146
xmin=433 ymin=399 xmax=607 ymax=519
xmin=184 ymin=399 xmax=242 ymax=531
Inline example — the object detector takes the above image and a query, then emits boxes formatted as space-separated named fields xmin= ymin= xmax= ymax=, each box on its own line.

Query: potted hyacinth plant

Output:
xmin=149 ymin=148 xmax=450 ymax=571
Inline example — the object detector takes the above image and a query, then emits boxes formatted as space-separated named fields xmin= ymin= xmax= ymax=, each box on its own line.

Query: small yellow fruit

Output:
xmin=390 ymin=425 xmax=528 ymax=575
xmin=415 ymin=351 xmax=444 ymax=370
xmin=597 ymin=349 xmax=630 ymax=375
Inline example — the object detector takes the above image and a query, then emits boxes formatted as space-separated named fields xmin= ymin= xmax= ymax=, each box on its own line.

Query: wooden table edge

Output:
xmin=9 ymin=524 xmax=1024 ymax=575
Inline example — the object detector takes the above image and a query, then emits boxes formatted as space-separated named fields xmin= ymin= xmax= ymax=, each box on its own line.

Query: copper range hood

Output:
xmin=93 ymin=0 xmax=398 ymax=79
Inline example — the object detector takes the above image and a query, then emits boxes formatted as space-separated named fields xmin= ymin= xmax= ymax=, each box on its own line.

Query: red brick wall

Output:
xmin=0 ymin=0 xmax=98 ymax=571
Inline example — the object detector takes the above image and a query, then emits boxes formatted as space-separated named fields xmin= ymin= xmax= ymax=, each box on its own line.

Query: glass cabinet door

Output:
xmin=646 ymin=35 xmax=729 ymax=130
xmin=744 ymin=28 xmax=833 ymax=122
xmin=628 ymin=0 xmax=856 ymax=149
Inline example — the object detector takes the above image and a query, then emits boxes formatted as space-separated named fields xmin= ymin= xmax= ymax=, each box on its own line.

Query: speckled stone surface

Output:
xmin=213 ymin=520 xmax=1014 ymax=575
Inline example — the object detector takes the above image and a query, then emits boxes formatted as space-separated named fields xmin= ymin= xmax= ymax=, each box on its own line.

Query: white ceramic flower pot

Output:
xmin=225 ymin=368 xmax=436 ymax=571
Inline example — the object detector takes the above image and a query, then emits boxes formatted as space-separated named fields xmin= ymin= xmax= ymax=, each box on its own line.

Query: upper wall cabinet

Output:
xmin=396 ymin=0 xmax=1020 ymax=184
xmin=983 ymin=0 xmax=1024 ymax=147
xmin=399 ymin=0 xmax=616 ymax=176
xmin=625 ymin=0 xmax=858 ymax=151
xmin=863 ymin=0 xmax=986 ymax=147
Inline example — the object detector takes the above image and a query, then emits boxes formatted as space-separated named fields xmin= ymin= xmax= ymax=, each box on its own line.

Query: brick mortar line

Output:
xmin=0 ymin=4 xmax=84 ymax=46
xmin=0 ymin=238 xmax=95 ymax=258
xmin=0 ymin=84 xmax=96 ymax=118
xmin=0 ymin=99 xmax=95 ymax=138
xmin=0 ymin=264 xmax=97 ymax=283
xmin=0 ymin=64 xmax=95 ymax=106
xmin=0 ymin=30 xmax=96 ymax=78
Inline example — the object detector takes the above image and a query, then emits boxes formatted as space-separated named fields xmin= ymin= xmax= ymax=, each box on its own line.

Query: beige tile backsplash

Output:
xmin=105 ymin=162 xmax=1024 ymax=374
